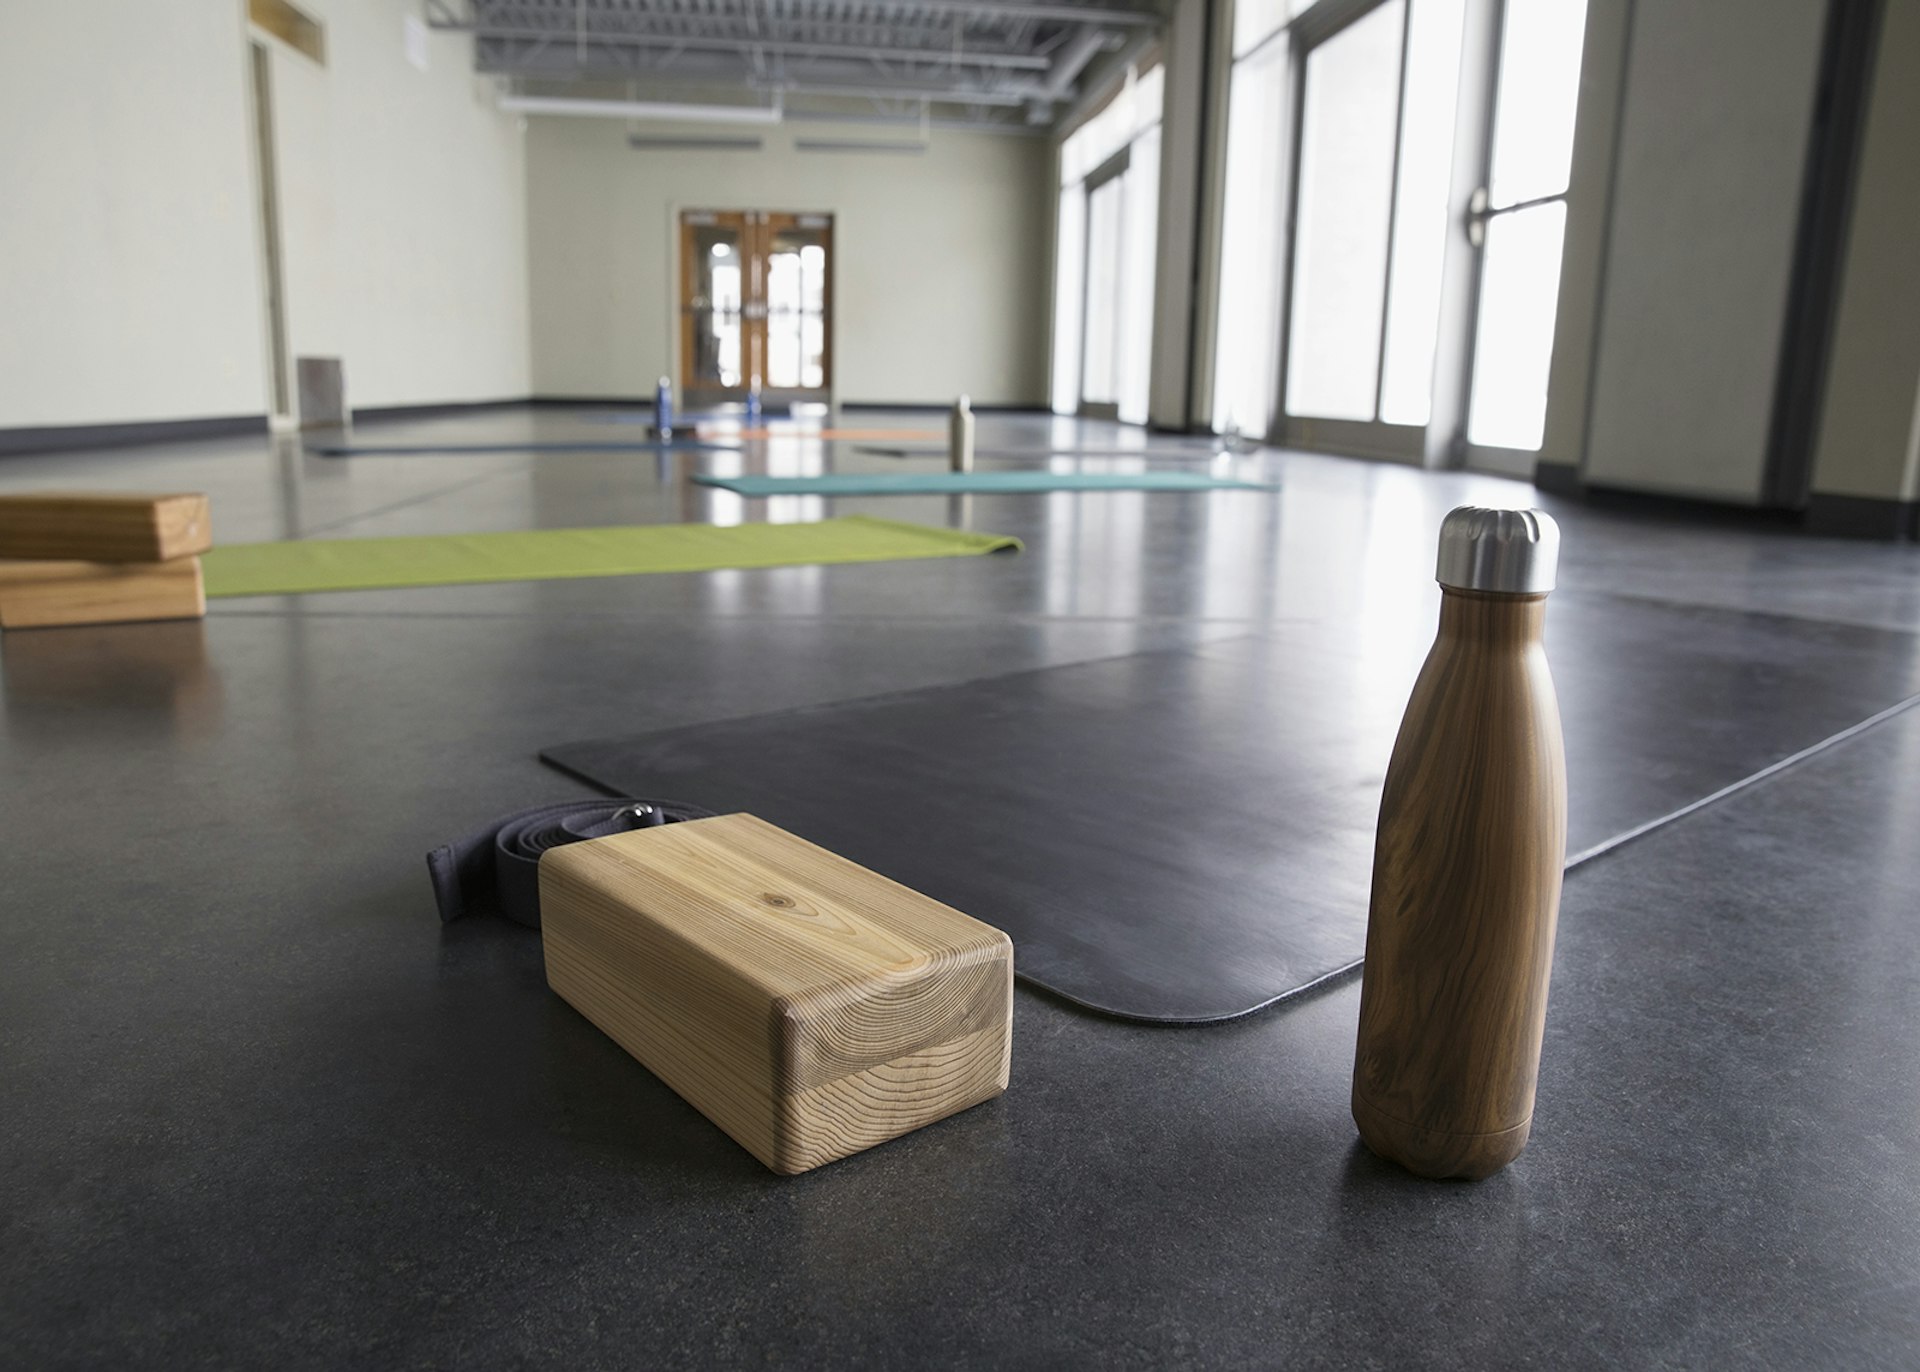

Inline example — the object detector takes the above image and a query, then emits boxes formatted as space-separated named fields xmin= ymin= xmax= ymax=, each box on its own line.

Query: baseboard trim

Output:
xmin=1803 ymin=493 xmax=1920 ymax=541
xmin=1563 ymin=482 xmax=1801 ymax=531
xmin=0 ymin=413 xmax=269 ymax=457
xmin=1532 ymin=460 xmax=1582 ymax=496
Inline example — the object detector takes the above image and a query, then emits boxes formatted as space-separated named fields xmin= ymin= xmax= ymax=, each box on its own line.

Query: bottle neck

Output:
xmin=1436 ymin=586 xmax=1549 ymax=648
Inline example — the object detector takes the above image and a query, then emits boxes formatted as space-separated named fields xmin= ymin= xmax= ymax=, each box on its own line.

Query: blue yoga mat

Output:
xmin=858 ymin=444 xmax=1260 ymax=461
xmin=313 ymin=440 xmax=737 ymax=457
xmin=693 ymin=471 xmax=1277 ymax=496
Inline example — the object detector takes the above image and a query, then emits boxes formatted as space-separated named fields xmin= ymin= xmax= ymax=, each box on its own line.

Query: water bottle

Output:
xmin=745 ymin=376 xmax=762 ymax=427
xmin=1351 ymin=507 xmax=1568 ymax=1180
xmin=949 ymin=395 xmax=976 ymax=474
xmin=654 ymin=375 xmax=673 ymax=440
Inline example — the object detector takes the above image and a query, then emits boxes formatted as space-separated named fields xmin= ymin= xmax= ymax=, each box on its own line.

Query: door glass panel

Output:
xmin=1467 ymin=200 xmax=1566 ymax=449
xmin=1117 ymin=127 xmax=1160 ymax=425
xmin=1052 ymin=184 xmax=1087 ymax=414
xmin=1081 ymin=175 xmax=1123 ymax=405
xmin=1212 ymin=35 xmax=1290 ymax=436
xmin=1378 ymin=0 xmax=1467 ymax=426
xmin=1285 ymin=0 xmax=1406 ymax=422
xmin=1485 ymin=0 xmax=1589 ymax=206
xmin=1054 ymin=65 xmax=1161 ymax=418
xmin=765 ymin=227 xmax=827 ymax=390
xmin=690 ymin=225 xmax=744 ymax=390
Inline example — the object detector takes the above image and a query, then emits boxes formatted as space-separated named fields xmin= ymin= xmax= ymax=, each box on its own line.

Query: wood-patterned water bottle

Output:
xmin=1352 ymin=507 xmax=1567 ymax=1180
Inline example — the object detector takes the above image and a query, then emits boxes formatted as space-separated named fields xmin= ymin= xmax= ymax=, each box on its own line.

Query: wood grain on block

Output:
xmin=0 ymin=492 xmax=212 ymax=563
xmin=539 ymin=812 xmax=1013 ymax=1174
xmin=0 ymin=557 xmax=206 ymax=630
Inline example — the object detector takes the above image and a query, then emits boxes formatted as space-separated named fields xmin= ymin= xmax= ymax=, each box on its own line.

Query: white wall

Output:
xmin=1577 ymin=0 xmax=1825 ymax=502
xmin=526 ymin=117 xmax=1051 ymax=405
xmin=1810 ymin=0 xmax=1920 ymax=507
xmin=0 ymin=0 xmax=266 ymax=428
xmin=0 ymin=0 xmax=529 ymax=433
xmin=269 ymin=0 xmax=530 ymax=410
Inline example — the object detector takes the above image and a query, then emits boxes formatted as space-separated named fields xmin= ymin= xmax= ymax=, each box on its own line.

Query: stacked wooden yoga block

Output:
xmin=0 ymin=493 xmax=211 ymax=630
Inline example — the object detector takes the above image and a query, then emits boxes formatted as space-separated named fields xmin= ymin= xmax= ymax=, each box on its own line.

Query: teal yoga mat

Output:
xmin=693 ymin=471 xmax=1277 ymax=496
xmin=858 ymin=443 xmax=1260 ymax=461
xmin=313 ymin=440 xmax=736 ymax=457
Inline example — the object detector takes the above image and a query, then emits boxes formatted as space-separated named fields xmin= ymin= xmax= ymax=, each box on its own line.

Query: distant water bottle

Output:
xmin=1351 ymin=507 xmax=1568 ymax=1180
xmin=949 ymin=394 xmax=976 ymax=474
xmin=654 ymin=375 xmax=674 ymax=440
xmin=745 ymin=376 xmax=763 ymax=427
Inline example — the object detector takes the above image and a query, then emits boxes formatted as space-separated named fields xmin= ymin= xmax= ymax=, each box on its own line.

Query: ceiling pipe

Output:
xmin=1052 ymin=26 xmax=1159 ymax=132
xmin=1018 ymin=23 xmax=1122 ymax=122
xmin=1036 ymin=24 xmax=1119 ymax=102
xmin=750 ymin=79 xmax=1028 ymax=108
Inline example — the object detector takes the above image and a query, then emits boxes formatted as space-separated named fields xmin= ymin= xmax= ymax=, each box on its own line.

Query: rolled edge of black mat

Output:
xmin=428 ymin=797 xmax=718 ymax=927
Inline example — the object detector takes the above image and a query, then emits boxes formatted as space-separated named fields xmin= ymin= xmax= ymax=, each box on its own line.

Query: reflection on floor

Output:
xmin=3 ymin=406 xmax=1919 ymax=1366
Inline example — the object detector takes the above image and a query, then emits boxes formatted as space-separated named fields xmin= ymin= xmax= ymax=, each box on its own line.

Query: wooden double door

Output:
xmin=679 ymin=210 xmax=833 ymax=407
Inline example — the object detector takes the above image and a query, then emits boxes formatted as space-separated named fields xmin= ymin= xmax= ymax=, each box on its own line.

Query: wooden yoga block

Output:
xmin=0 ymin=492 xmax=212 ymax=563
xmin=0 ymin=557 xmax=206 ymax=630
xmin=540 ymin=813 xmax=1013 ymax=1174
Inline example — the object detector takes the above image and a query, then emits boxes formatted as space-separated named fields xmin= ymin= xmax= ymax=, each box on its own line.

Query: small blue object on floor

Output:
xmin=693 ymin=470 xmax=1277 ymax=496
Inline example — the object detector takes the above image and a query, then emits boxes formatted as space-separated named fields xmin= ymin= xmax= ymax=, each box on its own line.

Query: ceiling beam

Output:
xmin=438 ymin=0 xmax=1160 ymax=34
xmin=455 ymin=23 xmax=1055 ymax=69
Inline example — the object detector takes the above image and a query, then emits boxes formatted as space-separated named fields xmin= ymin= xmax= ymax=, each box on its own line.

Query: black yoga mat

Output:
xmin=541 ymin=592 xmax=1920 ymax=1023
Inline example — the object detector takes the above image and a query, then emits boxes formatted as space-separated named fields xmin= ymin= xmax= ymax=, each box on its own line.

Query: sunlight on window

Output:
xmin=1285 ymin=1 xmax=1405 ymax=422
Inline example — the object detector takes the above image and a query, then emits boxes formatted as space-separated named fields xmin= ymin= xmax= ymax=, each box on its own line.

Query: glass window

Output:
xmin=1212 ymin=35 xmax=1290 ymax=436
xmin=1486 ymin=0 xmax=1588 ymax=206
xmin=1081 ymin=175 xmax=1124 ymax=405
xmin=1053 ymin=63 xmax=1163 ymax=418
xmin=1464 ymin=0 xmax=1587 ymax=451
xmin=1051 ymin=184 xmax=1087 ymax=415
xmin=690 ymin=228 xmax=744 ymax=390
xmin=1378 ymin=0 xmax=1467 ymax=425
xmin=1118 ymin=125 xmax=1161 ymax=425
xmin=1467 ymin=200 xmax=1567 ymax=449
xmin=764 ymin=229 xmax=827 ymax=390
xmin=1284 ymin=0 xmax=1405 ymax=421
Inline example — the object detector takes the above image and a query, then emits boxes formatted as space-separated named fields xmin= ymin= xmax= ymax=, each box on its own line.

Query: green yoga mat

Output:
xmin=694 ymin=471 xmax=1275 ymax=497
xmin=200 ymin=516 xmax=1019 ymax=598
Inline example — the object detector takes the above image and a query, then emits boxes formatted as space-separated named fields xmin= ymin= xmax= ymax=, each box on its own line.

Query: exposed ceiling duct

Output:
xmin=425 ymin=0 xmax=1159 ymax=131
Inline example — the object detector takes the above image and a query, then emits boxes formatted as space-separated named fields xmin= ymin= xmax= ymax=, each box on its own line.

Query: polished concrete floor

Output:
xmin=4 ymin=408 xmax=1919 ymax=1368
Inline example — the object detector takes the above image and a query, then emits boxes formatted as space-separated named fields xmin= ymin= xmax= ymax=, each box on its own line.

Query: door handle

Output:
xmin=1466 ymin=186 xmax=1491 ymax=248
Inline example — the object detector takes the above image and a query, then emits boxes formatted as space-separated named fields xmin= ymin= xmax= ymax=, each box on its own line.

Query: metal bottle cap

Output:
xmin=1435 ymin=506 xmax=1560 ymax=594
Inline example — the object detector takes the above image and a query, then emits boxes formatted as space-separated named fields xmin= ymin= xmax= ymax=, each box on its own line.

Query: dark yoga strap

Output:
xmin=429 ymin=797 xmax=717 ymax=928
